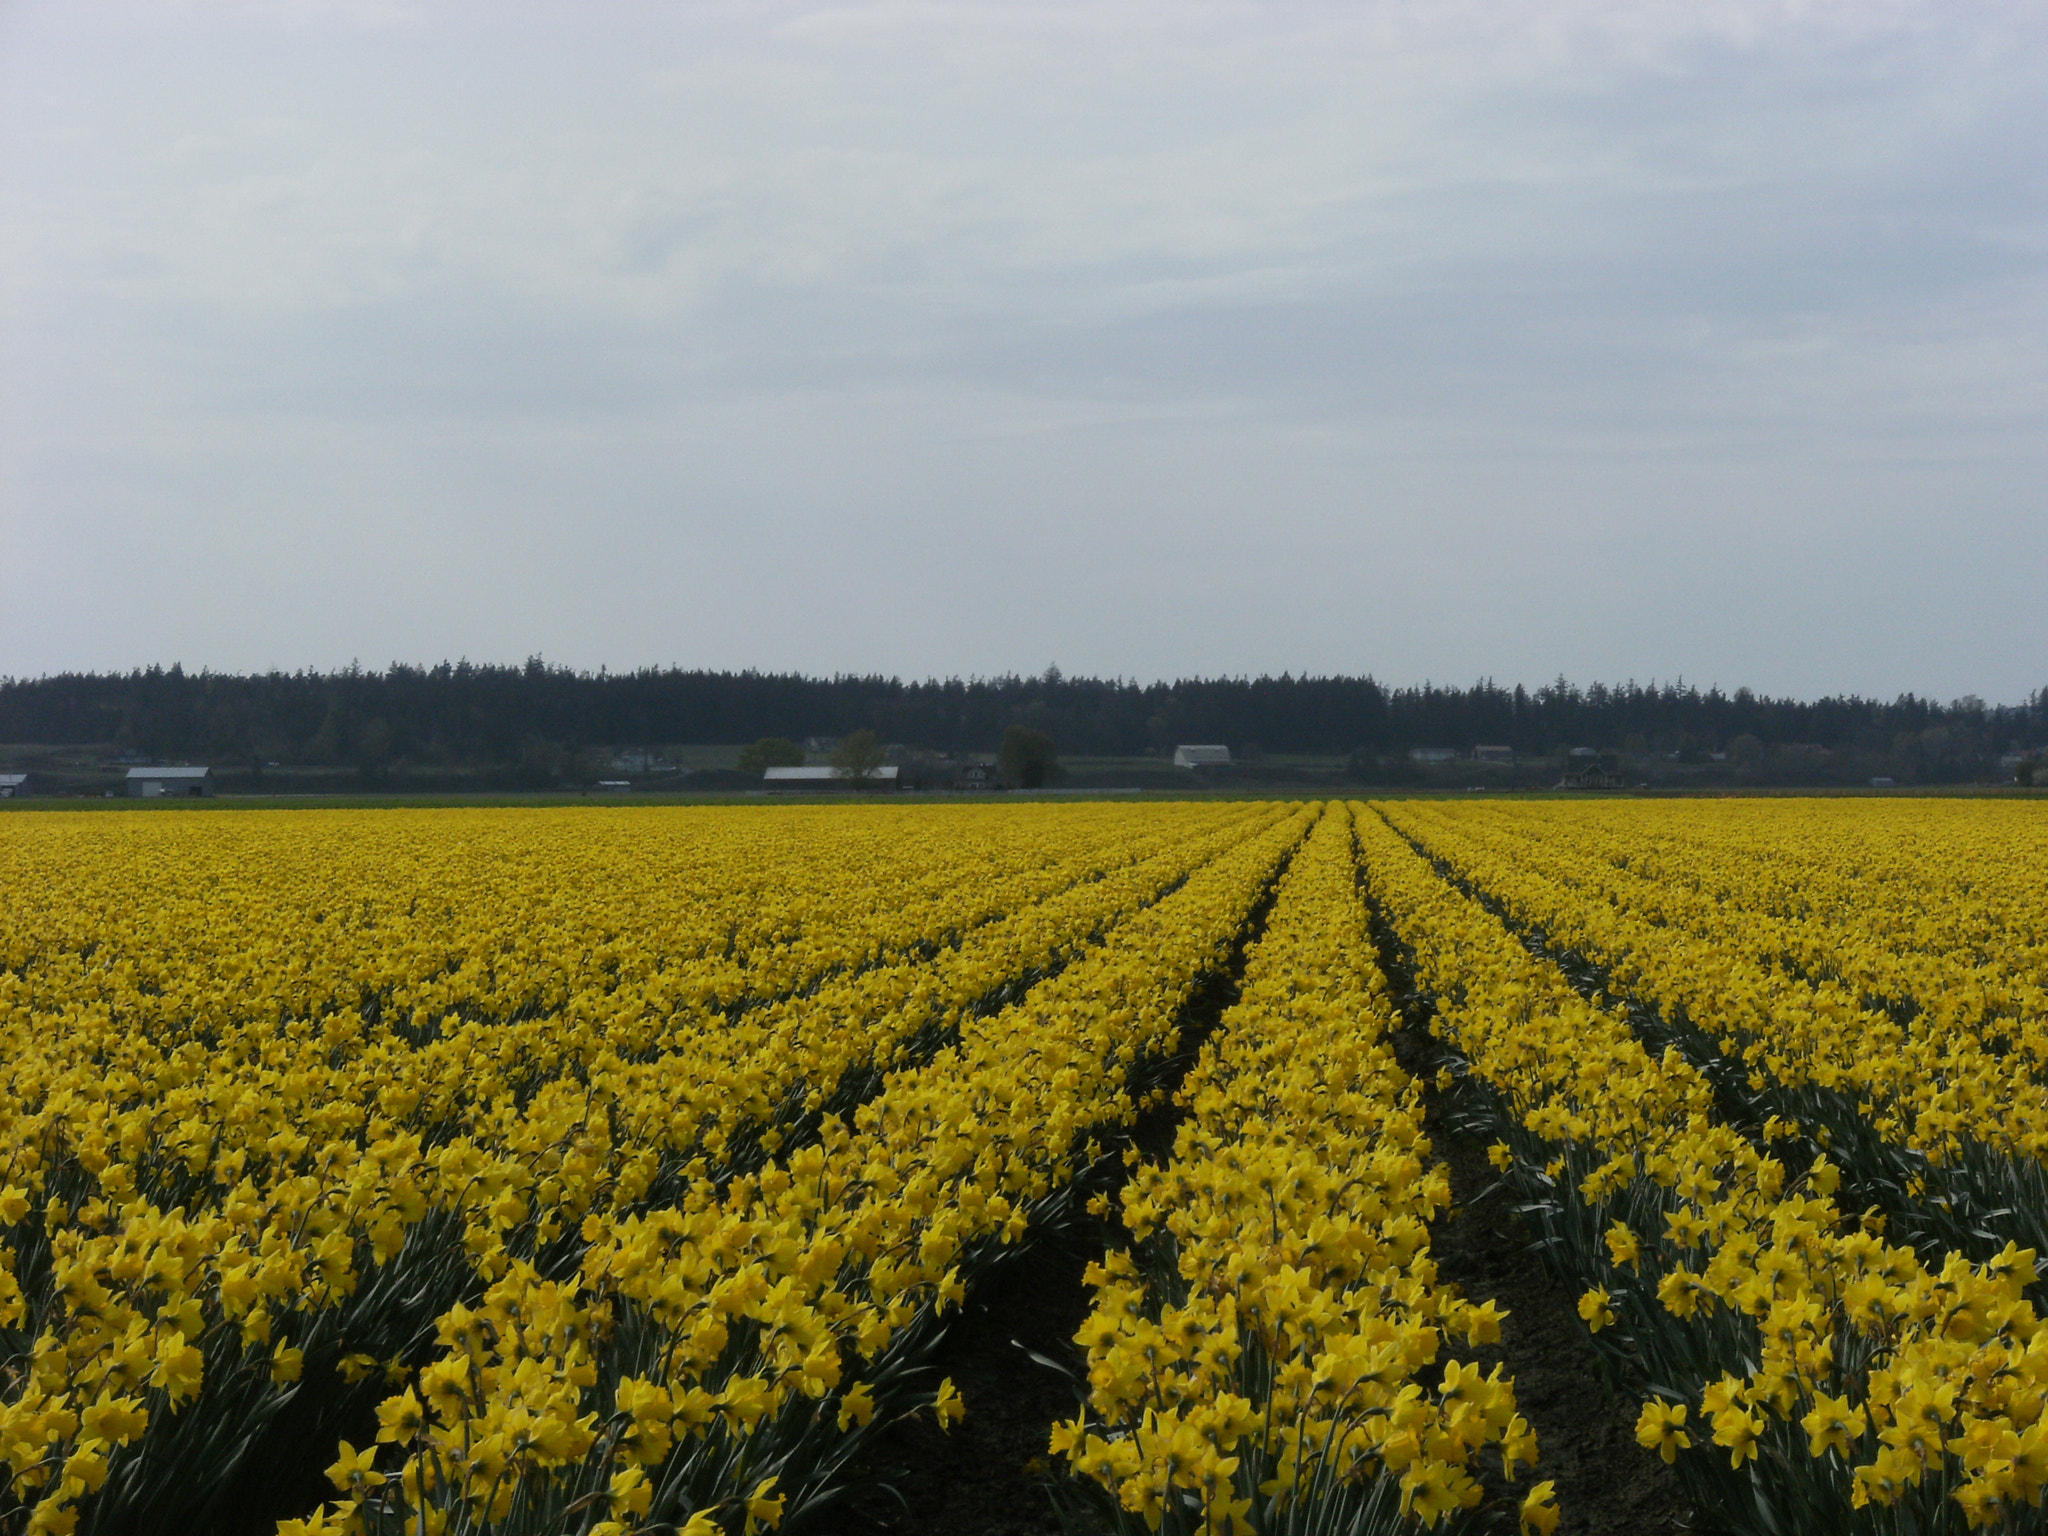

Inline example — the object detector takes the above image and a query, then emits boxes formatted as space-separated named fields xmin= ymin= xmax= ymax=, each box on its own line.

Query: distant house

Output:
xmin=1869 ymin=777 xmax=1898 ymax=789
xmin=1473 ymin=745 xmax=1514 ymax=764
xmin=1567 ymin=747 xmax=1599 ymax=760
xmin=1407 ymin=748 xmax=1458 ymax=765
xmin=1173 ymin=745 xmax=1232 ymax=768
xmin=951 ymin=762 xmax=1000 ymax=790
xmin=127 ymin=766 xmax=213 ymax=798
xmin=1557 ymin=767 xmax=1624 ymax=790
xmin=763 ymin=765 xmax=900 ymax=790
xmin=595 ymin=780 xmax=632 ymax=792
xmin=0 ymin=774 xmax=28 ymax=798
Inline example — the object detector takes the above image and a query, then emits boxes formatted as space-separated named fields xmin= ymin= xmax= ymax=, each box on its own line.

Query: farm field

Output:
xmin=2 ymin=800 xmax=2046 ymax=1536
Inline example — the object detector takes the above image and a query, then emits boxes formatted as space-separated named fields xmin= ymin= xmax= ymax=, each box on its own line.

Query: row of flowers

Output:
xmin=300 ymin=804 xmax=1318 ymax=1535
xmin=1386 ymin=800 xmax=2048 ymax=1170
xmin=0 ymin=804 xmax=1277 ymax=1534
xmin=1462 ymin=799 xmax=2048 ymax=1047
xmin=1056 ymin=803 xmax=1555 ymax=1536
xmin=1356 ymin=803 xmax=2048 ymax=1535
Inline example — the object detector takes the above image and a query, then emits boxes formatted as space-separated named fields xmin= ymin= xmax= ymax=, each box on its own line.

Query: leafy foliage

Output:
xmin=734 ymin=739 xmax=804 ymax=778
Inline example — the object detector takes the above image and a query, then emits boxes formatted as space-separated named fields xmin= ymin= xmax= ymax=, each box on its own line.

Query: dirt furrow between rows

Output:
xmin=835 ymin=861 xmax=1291 ymax=1536
xmin=1359 ymin=853 xmax=1698 ymax=1536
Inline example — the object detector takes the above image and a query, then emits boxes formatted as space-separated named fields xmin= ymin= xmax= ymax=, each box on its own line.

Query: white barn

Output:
xmin=127 ymin=766 xmax=214 ymax=798
xmin=763 ymin=765 xmax=900 ymax=789
xmin=1172 ymin=745 xmax=1232 ymax=768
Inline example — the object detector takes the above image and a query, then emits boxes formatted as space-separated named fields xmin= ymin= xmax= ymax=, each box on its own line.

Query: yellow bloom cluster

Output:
xmin=1496 ymin=800 xmax=2048 ymax=1040
xmin=1055 ymin=805 xmax=1553 ymax=1536
xmin=1382 ymin=801 xmax=2048 ymax=1166
xmin=0 ymin=803 xmax=1279 ymax=1535
xmin=332 ymin=803 xmax=1315 ymax=1534
xmin=18 ymin=795 xmax=2032 ymax=1536
xmin=1356 ymin=800 xmax=2048 ymax=1534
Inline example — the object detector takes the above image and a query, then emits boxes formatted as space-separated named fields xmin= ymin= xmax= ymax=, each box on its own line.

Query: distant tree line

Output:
xmin=1 ymin=661 xmax=2043 ymax=783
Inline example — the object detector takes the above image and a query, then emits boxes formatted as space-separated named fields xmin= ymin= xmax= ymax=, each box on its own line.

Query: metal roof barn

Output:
xmin=762 ymin=765 xmax=900 ymax=789
xmin=126 ymin=766 xmax=214 ymax=798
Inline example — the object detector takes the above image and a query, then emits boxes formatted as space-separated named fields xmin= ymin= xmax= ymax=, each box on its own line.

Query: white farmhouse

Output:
xmin=1172 ymin=745 xmax=1232 ymax=768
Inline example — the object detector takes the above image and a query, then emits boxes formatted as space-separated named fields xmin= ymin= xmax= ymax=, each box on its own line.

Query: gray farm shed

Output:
xmin=127 ymin=766 xmax=215 ymax=798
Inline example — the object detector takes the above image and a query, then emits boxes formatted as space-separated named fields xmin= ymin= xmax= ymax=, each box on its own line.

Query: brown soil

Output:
xmin=837 ymin=1221 xmax=1114 ymax=1536
xmin=835 ymin=943 xmax=1265 ymax=1536
xmin=833 ymin=1098 xmax=1702 ymax=1536
xmin=1421 ymin=1114 xmax=1700 ymax=1536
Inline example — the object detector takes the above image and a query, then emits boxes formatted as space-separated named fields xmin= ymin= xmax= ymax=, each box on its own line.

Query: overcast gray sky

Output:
xmin=3 ymin=1 xmax=2043 ymax=701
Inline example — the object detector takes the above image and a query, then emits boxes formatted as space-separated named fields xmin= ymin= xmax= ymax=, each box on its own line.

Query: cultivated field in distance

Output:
xmin=2 ymin=799 xmax=2045 ymax=1536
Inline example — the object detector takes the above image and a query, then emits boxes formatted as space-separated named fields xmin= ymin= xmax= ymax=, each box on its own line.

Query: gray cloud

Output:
xmin=3 ymin=1 xmax=2045 ymax=700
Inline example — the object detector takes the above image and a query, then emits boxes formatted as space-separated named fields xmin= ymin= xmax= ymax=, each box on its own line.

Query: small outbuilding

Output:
xmin=1172 ymin=745 xmax=1232 ymax=768
xmin=0 ymin=773 xmax=28 ymax=798
xmin=1556 ymin=767 xmax=1624 ymax=790
xmin=126 ymin=766 xmax=214 ymax=798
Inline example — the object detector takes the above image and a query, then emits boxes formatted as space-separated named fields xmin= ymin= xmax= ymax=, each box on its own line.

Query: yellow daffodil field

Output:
xmin=1362 ymin=800 xmax=2048 ymax=1536
xmin=2 ymin=797 xmax=2045 ymax=1536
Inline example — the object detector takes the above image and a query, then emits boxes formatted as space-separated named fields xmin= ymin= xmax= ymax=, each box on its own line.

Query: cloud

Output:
xmin=2 ymin=0 xmax=2045 ymax=698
